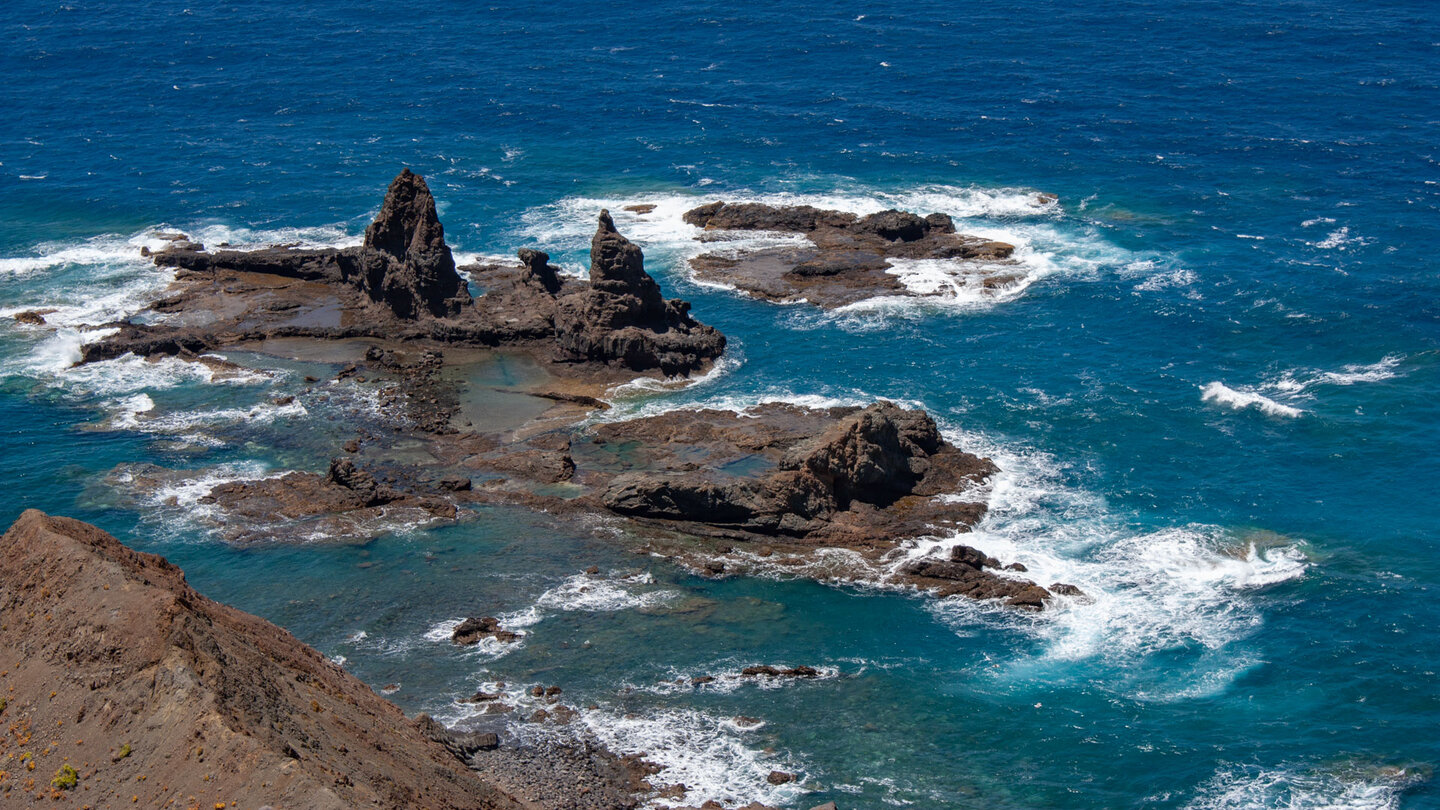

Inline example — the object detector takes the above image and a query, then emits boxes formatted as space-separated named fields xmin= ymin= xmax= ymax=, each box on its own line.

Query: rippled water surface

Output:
xmin=2 ymin=1 xmax=1438 ymax=807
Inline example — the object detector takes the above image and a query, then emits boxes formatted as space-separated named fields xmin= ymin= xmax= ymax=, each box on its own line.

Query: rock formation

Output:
xmin=452 ymin=616 xmax=522 ymax=645
xmin=345 ymin=168 xmax=472 ymax=318
xmin=0 ymin=510 xmax=525 ymax=809
xmin=683 ymin=200 xmax=1024 ymax=308
xmin=600 ymin=401 xmax=989 ymax=537
xmin=550 ymin=210 xmax=727 ymax=375
xmin=150 ymin=169 xmax=472 ymax=320
xmin=88 ymin=175 xmax=725 ymax=379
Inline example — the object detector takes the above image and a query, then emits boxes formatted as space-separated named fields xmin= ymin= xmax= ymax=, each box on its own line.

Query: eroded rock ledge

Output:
xmin=87 ymin=171 xmax=725 ymax=379
xmin=683 ymin=200 xmax=1027 ymax=309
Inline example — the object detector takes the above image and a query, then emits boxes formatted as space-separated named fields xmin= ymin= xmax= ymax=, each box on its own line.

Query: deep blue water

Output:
xmin=2 ymin=1 xmax=1438 ymax=808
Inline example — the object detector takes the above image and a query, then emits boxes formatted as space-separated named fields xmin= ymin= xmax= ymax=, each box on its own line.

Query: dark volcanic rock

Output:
xmin=327 ymin=456 xmax=391 ymax=505
xmin=347 ymin=168 xmax=472 ymax=318
xmin=551 ymin=211 xmax=726 ymax=375
xmin=581 ymin=400 xmax=1048 ymax=608
xmin=416 ymin=716 xmax=502 ymax=757
xmin=588 ymin=210 xmax=665 ymax=313
xmin=741 ymin=665 xmax=820 ymax=678
xmin=80 ymin=323 xmax=216 ymax=364
xmin=149 ymin=170 xmax=472 ymax=321
xmin=683 ymin=200 xmax=1024 ymax=309
xmin=95 ymin=173 xmax=727 ymax=382
xmin=781 ymin=400 xmax=944 ymax=508
xmin=900 ymin=553 xmax=1051 ymax=609
xmin=154 ymin=244 xmax=345 ymax=281
xmin=452 ymin=616 xmax=522 ymax=645
xmin=683 ymin=201 xmax=858 ymax=231
xmin=854 ymin=209 xmax=929 ymax=242
xmin=602 ymin=401 xmax=984 ymax=536
xmin=517 ymin=247 xmax=563 ymax=294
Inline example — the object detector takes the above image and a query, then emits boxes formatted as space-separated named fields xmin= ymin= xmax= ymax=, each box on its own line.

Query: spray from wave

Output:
xmin=1183 ymin=762 xmax=1424 ymax=810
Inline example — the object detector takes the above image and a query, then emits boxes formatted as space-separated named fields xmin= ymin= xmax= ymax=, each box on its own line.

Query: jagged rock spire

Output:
xmin=351 ymin=169 xmax=471 ymax=318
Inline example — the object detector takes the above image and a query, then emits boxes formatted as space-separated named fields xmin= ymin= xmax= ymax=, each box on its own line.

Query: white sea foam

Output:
xmin=1183 ymin=763 xmax=1422 ymax=810
xmin=1134 ymin=267 xmax=1198 ymax=292
xmin=512 ymin=704 xmax=808 ymax=809
xmin=1310 ymin=226 xmax=1371 ymax=250
xmin=533 ymin=571 xmax=678 ymax=613
xmin=1269 ymin=355 xmax=1405 ymax=396
xmin=424 ymin=571 xmax=675 ymax=657
xmin=21 ymin=328 xmax=88 ymax=374
xmin=591 ymin=387 xmax=906 ymax=426
xmin=0 ymin=221 xmax=360 ymax=375
xmin=908 ymin=426 xmax=1307 ymax=700
xmin=1201 ymin=382 xmax=1305 ymax=418
xmin=121 ymin=460 xmax=277 ymax=512
xmin=59 ymin=353 xmax=273 ymax=398
xmin=108 ymin=393 xmax=157 ymax=429
xmin=443 ymin=677 xmax=807 ymax=809
xmin=605 ymin=350 xmax=745 ymax=400
xmin=514 ymin=183 xmax=1138 ymax=317
xmin=1203 ymin=355 xmax=1404 ymax=419
xmin=639 ymin=661 xmax=841 ymax=696
xmin=136 ymin=399 xmax=309 ymax=434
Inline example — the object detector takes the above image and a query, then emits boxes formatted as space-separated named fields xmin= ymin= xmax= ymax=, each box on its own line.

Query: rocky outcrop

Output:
xmin=452 ymin=616 xmax=521 ymax=645
xmin=345 ymin=168 xmax=472 ymax=318
xmin=683 ymin=200 xmax=1024 ymax=309
xmin=176 ymin=459 xmax=456 ymax=544
xmin=150 ymin=169 xmax=471 ymax=320
xmin=900 ymin=543 xmax=1051 ymax=609
xmin=0 ymin=510 xmax=527 ymax=809
xmin=517 ymin=247 xmax=563 ymax=294
xmin=551 ymin=211 xmax=727 ymax=375
xmin=115 ymin=176 xmax=726 ymax=380
xmin=601 ymin=401 xmax=990 ymax=537
xmin=741 ymin=665 xmax=820 ymax=678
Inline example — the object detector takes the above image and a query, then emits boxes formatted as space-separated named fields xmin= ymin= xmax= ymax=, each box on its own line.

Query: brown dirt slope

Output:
xmin=0 ymin=509 xmax=531 ymax=810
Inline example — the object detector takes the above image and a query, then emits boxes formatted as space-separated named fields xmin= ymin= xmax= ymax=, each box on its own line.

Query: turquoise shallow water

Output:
xmin=2 ymin=1 xmax=1438 ymax=807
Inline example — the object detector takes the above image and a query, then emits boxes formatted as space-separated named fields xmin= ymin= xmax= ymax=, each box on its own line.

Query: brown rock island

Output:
xmin=76 ymin=170 xmax=1065 ymax=609
xmin=683 ymin=199 xmax=1043 ymax=309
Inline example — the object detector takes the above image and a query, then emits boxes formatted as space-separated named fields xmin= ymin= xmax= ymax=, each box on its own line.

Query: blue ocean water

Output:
xmin=3 ymin=1 xmax=1439 ymax=807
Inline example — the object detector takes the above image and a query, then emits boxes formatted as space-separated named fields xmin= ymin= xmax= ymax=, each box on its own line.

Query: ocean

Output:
xmin=2 ymin=1 xmax=1438 ymax=807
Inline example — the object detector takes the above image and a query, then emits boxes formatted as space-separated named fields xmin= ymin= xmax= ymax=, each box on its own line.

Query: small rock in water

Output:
xmin=767 ymin=770 xmax=795 ymax=785
xmin=451 ymin=616 xmax=519 ymax=645
xmin=1049 ymin=582 xmax=1089 ymax=600
xmin=741 ymin=665 xmax=820 ymax=678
